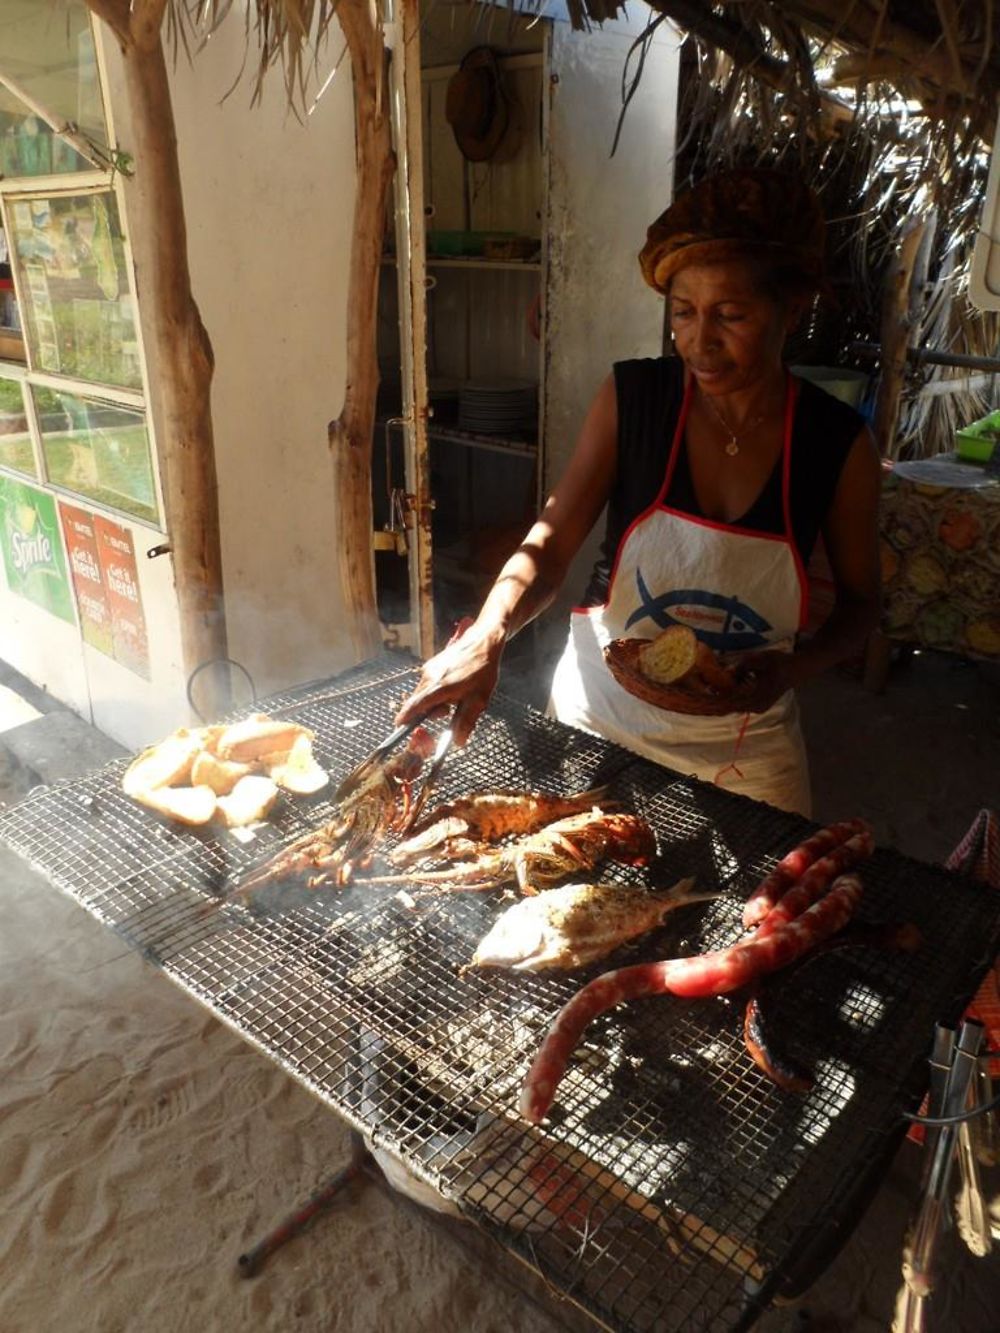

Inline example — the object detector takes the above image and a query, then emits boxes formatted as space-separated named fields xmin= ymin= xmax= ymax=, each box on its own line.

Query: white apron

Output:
xmin=550 ymin=374 xmax=812 ymax=815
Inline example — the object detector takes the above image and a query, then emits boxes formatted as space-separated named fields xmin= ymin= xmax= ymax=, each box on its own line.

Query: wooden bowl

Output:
xmin=604 ymin=637 xmax=755 ymax=717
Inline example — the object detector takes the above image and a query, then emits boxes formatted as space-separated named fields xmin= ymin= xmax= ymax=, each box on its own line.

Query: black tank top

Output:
xmin=583 ymin=356 xmax=864 ymax=605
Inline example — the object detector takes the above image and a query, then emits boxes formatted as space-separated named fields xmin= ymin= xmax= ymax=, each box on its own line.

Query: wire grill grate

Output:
xmin=3 ymin=654 xmax=1000 ymax=1332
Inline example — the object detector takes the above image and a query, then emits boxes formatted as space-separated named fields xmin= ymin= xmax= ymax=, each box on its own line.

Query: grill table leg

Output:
xmin=237 ymin=1133 xmax=371 ymax=1277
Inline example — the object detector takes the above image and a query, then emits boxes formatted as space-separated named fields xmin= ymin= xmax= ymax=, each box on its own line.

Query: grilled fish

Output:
xmin=471 ymin=878 xmax=715 ymax=972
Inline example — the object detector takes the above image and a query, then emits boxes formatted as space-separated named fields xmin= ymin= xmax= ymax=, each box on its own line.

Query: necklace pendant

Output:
xmin=725 ymin=439 xmax=740 ymax=457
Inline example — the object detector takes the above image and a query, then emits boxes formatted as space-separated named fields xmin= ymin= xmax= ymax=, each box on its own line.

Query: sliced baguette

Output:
xmin=637 ymin=625 xmax=736 ymax=692
xmin=191 ymin=749 xmax=254 ymax=796
xmin=132 ymin=783 xmax=218 ymax=826
xmin=214 ymin=775 xmax=280 ymax=828
xmin=637 ymin=626 xmax=700 ymax=685
xmin=215 ymin=718 xmax=312 ymax=764
xmin=267 ymin=733 xmax=329 ymax=795
xmin=121 ymin=731 xmax=203 ymax=798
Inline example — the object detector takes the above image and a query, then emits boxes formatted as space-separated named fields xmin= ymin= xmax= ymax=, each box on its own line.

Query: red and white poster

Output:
xmin=60 ymin=503 xmax=113 ymax=655
xmin=93 ymin=515 xmax=150 ymax=680
xmin=59 ymin=502 xmax=151 ymax=680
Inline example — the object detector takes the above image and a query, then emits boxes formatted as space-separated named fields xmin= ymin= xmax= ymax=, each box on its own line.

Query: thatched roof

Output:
xmin=166 ymin=0 xmax=998 ymax=459
xmin=585 ymin=0 xmax=1000 ymax=459
xmin=578 ymin=1 xmax=1000 ymax=133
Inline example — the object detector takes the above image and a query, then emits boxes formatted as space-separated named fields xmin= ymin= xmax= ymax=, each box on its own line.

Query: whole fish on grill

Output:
xmin=471 ymin=878 xmax=715 ymax=972
xmin=389 ymin=786 xmax=612 ymax=867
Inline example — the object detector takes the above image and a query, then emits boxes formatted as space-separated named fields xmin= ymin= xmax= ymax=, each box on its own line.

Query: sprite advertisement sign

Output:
xmin=0 ymin=476 xmax=75 ymax=624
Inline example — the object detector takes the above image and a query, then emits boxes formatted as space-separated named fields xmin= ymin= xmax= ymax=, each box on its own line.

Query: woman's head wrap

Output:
xmin=639 ymin=169 xmax=826 ymax=297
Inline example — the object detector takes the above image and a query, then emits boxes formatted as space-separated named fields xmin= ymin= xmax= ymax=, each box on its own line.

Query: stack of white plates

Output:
xmin=458 ymin=380 xmax=537 ymax=436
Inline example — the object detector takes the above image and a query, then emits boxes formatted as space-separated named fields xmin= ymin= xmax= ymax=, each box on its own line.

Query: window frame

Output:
xmin=0 ymin=10 xmax=164 ymax=534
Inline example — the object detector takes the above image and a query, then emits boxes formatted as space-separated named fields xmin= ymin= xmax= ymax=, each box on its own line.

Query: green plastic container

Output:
xmin=955 ymin=409 xmax=1000 ymax=464
xmin=426 ymin=229 xmax=516 ymax=258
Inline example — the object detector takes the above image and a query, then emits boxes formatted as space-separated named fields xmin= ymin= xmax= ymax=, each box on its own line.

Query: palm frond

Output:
xmin=166 ymin=0 xmax=343 ymax=109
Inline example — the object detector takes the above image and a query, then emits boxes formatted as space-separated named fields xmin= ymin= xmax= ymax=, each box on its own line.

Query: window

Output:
xmin=0 ymin=2 xmax=105 ymax=179
xmin=33 ymin=386 xmax=157 ymax=526
xmin=0 ymin=4 xmax=161 ymax=533
xmin=0 ymin=375 xmax=35 ymax=477
xmin=6 ymin=192 xmax=141 ymax=389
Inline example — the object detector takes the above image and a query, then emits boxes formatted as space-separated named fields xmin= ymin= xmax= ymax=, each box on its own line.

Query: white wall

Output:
xmin=104 ymin=14 xmax=359 ymax=707
xmin=0 ymin=588 xmax=89 ymax=716
xmin=167 ymin=22 xmax=358 ymax=698
xmin=543 ymin=10 xmax=681 ymax=610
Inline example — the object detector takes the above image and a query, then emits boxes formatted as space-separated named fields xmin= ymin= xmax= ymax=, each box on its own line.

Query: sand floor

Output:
xmin=2 ymin=649 xmax=1000 ymax=1333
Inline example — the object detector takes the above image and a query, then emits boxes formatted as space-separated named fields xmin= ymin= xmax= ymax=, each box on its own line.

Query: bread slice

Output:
xmin=638 ymin=625 xmax=736 ymax=692
xmin=191 ymin=749 xmax=254 ymax=796
xmin=132 ymin=783 xmax=218 ymax=826
xmin=121 ymin=731 xmax=203 ymax=798
xmin=214 ymin=718 xmax=312 ymax=764
xmin=214 ymin=775 xmax=280 ymax=828
xmin=267 ymin=732 xmax=329 ymax=795
xmin=637 ymin=626 xmax=700 ymax=684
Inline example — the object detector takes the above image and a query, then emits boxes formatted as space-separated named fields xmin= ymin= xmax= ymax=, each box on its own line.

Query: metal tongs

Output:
xmin=334 ymin=621 xmax=472 ymax=818
xmin=899 ymin=1018 xmax=991 ymax=1331
xmin=333 ymin=711 xmax=456 ymax=816
xmin=334 ymin=619 xmax=473 ymax=816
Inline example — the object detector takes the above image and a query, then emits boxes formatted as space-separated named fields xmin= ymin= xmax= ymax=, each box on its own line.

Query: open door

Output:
xmin=378 ymin=1 xmax=678 ymax=668
xmin=380 ymin=0 xmax=547 ymax=660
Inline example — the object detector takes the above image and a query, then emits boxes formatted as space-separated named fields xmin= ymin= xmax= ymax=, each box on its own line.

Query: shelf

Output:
xmin=428 ymin=422 xmax=537 ymax=458
xmin=381 ymin=256 xmax=540 ymax=273
xmin=380 ymin=415 xmax=537 ymax=459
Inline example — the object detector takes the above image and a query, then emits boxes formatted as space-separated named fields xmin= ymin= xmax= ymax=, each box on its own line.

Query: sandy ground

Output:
xmin=2 ymin=649 xmax=999 ymax=1333
xmin=1 ymin=849 xmax=573 ymax=1333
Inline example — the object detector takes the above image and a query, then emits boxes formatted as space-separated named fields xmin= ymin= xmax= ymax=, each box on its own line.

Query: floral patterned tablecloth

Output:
xmin=879 ymin=455 xmax=1000 ymax=660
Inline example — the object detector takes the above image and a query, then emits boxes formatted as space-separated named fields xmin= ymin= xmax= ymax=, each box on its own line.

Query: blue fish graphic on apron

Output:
xmin=624 ymin=570 xmax=773 ymax=651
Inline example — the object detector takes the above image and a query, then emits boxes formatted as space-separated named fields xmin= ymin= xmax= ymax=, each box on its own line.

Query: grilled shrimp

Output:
xmin=370 ymin=808 xmax=655 ymax=896
xmin=233 ymin=727 xmax=434 ymax=894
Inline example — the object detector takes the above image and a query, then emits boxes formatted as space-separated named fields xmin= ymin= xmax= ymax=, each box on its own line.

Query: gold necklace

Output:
xmin=701 ymin=394 xmax=766 ymax=457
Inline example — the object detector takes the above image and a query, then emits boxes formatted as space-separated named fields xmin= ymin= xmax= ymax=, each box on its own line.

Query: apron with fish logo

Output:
xmin=550 ymin=374 xmax=812 ymax=815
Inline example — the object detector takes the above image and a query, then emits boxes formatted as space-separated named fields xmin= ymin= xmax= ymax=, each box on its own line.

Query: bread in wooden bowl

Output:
xmin=604 ymin=626 xmax=755 ymax=716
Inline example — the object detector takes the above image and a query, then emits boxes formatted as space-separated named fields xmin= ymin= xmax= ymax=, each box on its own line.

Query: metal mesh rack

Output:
xmin=3 ymin=655 xmax=999 ymax=1333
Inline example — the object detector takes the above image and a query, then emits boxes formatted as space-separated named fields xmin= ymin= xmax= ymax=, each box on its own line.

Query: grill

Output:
xmin=3 ymin=655 xmax=999 ymax=1332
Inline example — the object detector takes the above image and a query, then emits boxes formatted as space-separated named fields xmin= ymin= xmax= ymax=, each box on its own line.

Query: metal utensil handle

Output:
xmin=400 ymin=720 xmax=455 ymax=832
xmin=333 ymin=719 xmax=420 ymax=803
xmin=920 ymin=1024 xmax=957 ymax=1183
xmin=907 ymin=1020 xmax=985 ymax=1293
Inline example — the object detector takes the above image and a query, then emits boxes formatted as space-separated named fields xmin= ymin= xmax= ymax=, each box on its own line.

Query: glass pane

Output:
xmin=0 ymin=1 xmax=104 ymax=178
xmin=0 ymin=377 xmax=35 ymax=476
xmin=35 ymin=386 xmax=158 ymax=525
xmin=7 ymin=193 xmax=142 ymax=389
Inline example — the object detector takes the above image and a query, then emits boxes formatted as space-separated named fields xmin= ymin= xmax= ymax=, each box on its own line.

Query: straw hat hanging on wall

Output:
xmin=445 ymin=46 xmax=521 ymax=163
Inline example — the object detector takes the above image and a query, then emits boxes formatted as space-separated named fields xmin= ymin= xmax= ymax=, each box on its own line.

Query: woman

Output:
xmin=395 ymin=169 xmax=881 ymax=815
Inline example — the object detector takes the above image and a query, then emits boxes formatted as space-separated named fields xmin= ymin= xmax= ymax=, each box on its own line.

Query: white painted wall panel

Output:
xmin=104 ymin=14 xmax=358 ymax=715
xmin=0 ymin=582 xmax=90 ymax=715
xmin=543 ymin=10 xmax=681 ymax=608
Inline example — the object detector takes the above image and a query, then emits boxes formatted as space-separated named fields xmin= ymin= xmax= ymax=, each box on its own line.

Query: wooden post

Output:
xmin=873 ymin=217 xmax=927 ymax=460
xmin=89 ymin=0 xmax=229 ymax=714
xmin=329 ymin=0 xmax=396 ymax=663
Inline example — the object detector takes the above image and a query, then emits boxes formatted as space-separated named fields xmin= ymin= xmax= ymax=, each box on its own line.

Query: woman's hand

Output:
xmin=394 ymin=619 xmax=505 ymax=747
xmin=730 ymin=650 xmax=798 ymax=713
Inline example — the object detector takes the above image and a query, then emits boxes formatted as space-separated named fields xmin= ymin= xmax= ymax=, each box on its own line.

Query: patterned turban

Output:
xmin=639 ymin=169 xmax=827 ymax=296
